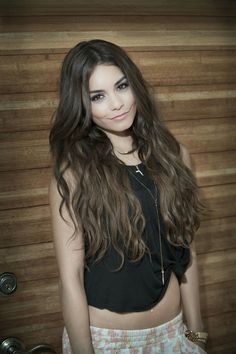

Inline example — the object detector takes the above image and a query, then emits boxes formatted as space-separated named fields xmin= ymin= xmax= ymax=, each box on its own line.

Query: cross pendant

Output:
xmin=135 ymin=165 xmax=144 ymax=175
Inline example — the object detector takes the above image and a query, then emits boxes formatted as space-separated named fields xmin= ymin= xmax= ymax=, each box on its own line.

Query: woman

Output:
xmin=49 ymin=39 xmax=208 ymax=354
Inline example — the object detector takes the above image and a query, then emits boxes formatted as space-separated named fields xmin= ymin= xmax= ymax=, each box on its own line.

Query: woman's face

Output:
xmin=88 ymin=64 xmax=137 ymax=137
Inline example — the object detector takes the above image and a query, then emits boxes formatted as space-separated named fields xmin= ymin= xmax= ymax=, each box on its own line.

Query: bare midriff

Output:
xmin=89 ymin=272 xmax=181 ymax=330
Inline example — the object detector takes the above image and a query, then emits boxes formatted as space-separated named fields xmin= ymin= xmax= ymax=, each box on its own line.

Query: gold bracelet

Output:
xmin=185 ymin=329 xmax=208 ymax=344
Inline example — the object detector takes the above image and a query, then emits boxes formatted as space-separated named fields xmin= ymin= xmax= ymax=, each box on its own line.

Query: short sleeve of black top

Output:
xmin=84 ymin=163 xmax=190 ymax=313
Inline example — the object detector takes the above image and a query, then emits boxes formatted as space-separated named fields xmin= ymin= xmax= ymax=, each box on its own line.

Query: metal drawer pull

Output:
xmin=0 ymin=337 xmax=56 ymax=354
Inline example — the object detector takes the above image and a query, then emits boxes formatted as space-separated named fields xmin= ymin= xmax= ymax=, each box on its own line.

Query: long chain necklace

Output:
xmin=127 ymin=166 xmax=165 ymax=285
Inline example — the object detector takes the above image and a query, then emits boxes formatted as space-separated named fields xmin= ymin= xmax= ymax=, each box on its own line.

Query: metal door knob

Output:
xmin=0 ymin=273 xmax=17 ymax=295
xmin=0 ymin=337 xmax=56 ymax=354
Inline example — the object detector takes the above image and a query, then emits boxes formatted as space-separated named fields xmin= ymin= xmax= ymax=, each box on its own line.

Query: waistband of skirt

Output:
xmin=90 ymin=310 xmax=183 ymax=340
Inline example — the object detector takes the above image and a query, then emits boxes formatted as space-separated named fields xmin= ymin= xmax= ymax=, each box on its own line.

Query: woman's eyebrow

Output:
xmin=89 ymin=76 xmax=126 ymax=94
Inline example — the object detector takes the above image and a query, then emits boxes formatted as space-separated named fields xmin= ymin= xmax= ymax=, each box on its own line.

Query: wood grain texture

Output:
xmin=206 ymin=311 xmax=236 ymax=354
xmin=0 ymin=279 xmax=61 ymax=322
xmin=156 ymin=84 xmax=236 ymax=121
xmin=0 ymin=205 xmax=52 ymax=247
xmin=196 ymin=216 xmax=236 ymax=254
xmin=0 ymin=242 xmax=57 ymax=282
xmin=201 ymin=183 xmax=236 ymax=220
xmin=0 ymin=0 xmax=236 ymax=16
xmin=0 ymin=131 xmax=50 ymax=171
xmin=193 ymin=151 xmax=236 ymax=186
xmin=1 ymin=30 xmax=235 ymax=54
xmin=198 ymin=249 xmax=236 ymax=285
xmin=200 ymin=281 xmax=236 ymax=317
xmin=1 ymin=50 xmax=236 ymax=94
xmin=1 ymin=15 xmax=236 ymax=33
xmin=0 ymin=168 xmax=51 ymax=209
xmin=0 ymin=8 xmax=234 ymax=55
xmin=0 ymin=91 xmax=58 ymax=132
xmin=0 ymin=310 xmax=63 ymax=353
xmin=167 ymin=117 xmax=236 ymax=153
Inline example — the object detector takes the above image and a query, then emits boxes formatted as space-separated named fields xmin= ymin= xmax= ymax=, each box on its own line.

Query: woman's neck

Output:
xmin=112 ymin=139 xmax=141 ymax=166
xmin=101 ymin=128 xmax=142 ymax=165
xmin=105 ymin=131 xmax=134 ymax=154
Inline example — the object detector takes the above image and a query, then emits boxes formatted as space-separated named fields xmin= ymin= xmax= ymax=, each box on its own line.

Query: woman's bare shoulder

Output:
xmin=179 ymin=143 xmax=192 ymax=170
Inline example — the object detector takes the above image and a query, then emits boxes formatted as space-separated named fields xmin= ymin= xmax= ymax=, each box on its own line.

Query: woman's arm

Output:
xmin=180 ymin=241 xmax=204 ymax=332
xmin=179 ymin=144 xmax=206 ymax=348
xmin=49 ymin=175 xmax=94 ymax=354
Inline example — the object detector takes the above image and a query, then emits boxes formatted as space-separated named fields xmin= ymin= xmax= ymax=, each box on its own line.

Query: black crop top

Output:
xmin=84 ymin=163 xmax=190 ymax=313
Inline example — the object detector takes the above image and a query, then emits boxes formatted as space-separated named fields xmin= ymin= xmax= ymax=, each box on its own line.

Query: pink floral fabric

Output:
xmin=62 ymin=311 xmax=207 ymax=353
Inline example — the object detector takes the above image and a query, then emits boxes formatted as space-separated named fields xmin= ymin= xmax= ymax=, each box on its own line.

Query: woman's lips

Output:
xmin=111 ymin=112 xmax=128 ymax=120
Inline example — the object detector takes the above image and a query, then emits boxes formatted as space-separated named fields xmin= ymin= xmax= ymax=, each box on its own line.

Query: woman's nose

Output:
xmin=109 ymin=93 xmax=124 ymax=110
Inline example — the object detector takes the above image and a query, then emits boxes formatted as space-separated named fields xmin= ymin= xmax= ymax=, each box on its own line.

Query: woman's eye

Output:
xmin=117 ymin=82 xmax=129 ymax=90
xmin=90 ymin=94 xmax=104 ymax=102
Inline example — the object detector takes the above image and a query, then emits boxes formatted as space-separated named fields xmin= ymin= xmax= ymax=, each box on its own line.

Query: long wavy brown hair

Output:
xmin=49 ymin=39 xmax=203 ymax=269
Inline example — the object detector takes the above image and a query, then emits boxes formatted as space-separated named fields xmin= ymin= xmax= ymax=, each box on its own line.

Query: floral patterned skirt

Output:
xmin=62 ymin=311 xmax=207 ymax=353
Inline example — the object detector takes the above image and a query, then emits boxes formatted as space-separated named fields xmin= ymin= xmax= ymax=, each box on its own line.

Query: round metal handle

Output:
xmin=0 ymin=337 xmax=23 ymax=354
xmin=0 ymin=337 xmax=56 ymax=354
xmin=0 ymin=273 xmax=17 ymax=295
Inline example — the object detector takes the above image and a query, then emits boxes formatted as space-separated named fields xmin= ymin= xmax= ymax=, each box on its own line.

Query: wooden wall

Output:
xmin=0 ymin=1 xmax=236 ymax=353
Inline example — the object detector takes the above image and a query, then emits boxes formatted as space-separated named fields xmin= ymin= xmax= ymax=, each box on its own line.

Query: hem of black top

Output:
xmin=87 ymin=270 xmax=173 ymax=314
